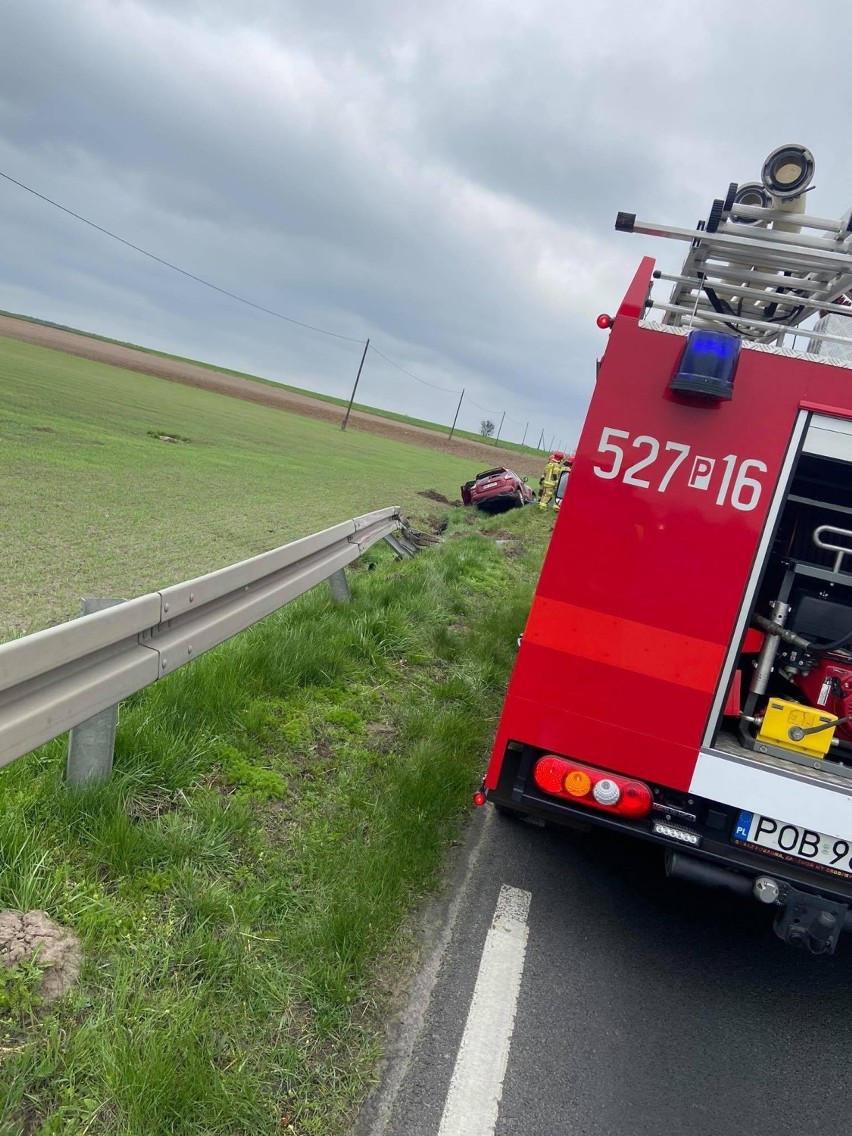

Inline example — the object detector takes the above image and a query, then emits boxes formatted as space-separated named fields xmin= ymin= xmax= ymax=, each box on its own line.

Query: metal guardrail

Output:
xmin=0 ymin=506 xmax=416 ymax=773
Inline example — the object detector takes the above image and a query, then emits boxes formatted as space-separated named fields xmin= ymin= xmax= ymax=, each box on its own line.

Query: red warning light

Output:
xmin=473 ymin=791 xmax=487 ymax=807
xmin=596 ymin=313 xmax=613 ymax=329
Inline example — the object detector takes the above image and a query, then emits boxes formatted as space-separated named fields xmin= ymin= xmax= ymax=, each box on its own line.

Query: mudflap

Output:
xmin=773 ymin=888 xmax=848 ymax=956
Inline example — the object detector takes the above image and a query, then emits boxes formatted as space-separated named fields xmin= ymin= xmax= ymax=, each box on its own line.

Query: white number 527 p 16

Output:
xmin=592 ymin=427 xmax=767 ymax=512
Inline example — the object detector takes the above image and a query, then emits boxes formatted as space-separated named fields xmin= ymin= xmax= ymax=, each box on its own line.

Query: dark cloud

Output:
xmin=0 ymin=0 xmax=847 ymax=446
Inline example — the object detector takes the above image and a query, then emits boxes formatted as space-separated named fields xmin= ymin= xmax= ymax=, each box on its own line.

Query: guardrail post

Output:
xmin=66 ymin=598 xmax=124 ymax=787
xmin=328 ymin=569 xmax=351 ymax=603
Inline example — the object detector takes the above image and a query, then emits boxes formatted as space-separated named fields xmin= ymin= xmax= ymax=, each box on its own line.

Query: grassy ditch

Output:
xmin=0 ymin=505 xmax=552 ymax=1135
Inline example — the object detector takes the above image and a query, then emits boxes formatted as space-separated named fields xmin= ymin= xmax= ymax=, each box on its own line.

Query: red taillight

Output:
xmin=473 ymin=791 xmax=487 ymax=807
xmin=533 ymin=755 xmax=652 ymax=819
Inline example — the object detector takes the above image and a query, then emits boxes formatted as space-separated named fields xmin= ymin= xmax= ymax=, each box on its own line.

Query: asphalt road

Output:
xmin=358 ymin=806 xmax=852 ymax=1136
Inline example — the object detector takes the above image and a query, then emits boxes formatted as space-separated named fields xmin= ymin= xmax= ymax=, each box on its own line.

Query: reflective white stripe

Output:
xmin=437 ymin=885 xmax=531 ymax=1136
xmin=691 ymin=750 xmax=852 ymax=840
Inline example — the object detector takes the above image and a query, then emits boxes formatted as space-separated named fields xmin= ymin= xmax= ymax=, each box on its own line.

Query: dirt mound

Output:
xmin=417 ymin=489 xmax=453 ymax=505
xmin=0 ymin=316 xmax=545 ymax=475
xmin=0 ymin=910 xmax=82 ymax=1001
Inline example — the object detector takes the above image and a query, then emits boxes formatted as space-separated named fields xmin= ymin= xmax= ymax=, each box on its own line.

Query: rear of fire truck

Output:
xmin=480 ymin=144 xmax=852 ymax=955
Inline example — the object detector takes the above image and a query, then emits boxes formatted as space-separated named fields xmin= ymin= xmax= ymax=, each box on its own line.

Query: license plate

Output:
xmin=733 ymin=810 xmax=852 ymax=878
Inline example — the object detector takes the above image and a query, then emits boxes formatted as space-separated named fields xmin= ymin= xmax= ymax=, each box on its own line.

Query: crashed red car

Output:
xmin=461 ymin=467 xmax=536 ymax=513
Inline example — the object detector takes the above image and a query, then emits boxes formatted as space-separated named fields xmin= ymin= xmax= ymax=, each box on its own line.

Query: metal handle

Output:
xmin=813 ymin=525 xmax=852 ymax=574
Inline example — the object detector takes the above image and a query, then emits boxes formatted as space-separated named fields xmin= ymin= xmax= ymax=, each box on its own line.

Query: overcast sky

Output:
xmin=1 ymin=1 xmax=848 ymax=448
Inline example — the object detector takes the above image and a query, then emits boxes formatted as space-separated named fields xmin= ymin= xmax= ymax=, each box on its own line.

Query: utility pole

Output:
xmin=448 ymin=388 xmax=465 ymax=440
xmin=548 ymin=434 xmax=555 ymax=451
xmin=520 ymin=422 xmax=529 ymax=447
xmin=536 ymin=428 xmax=544 ymax=449
xmin=341 ymin=339 xmax=370 ymax=431
xmin=495 ymin=411 xmax=505 ymax=446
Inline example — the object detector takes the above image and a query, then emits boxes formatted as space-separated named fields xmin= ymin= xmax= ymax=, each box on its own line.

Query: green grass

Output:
xmin=0 ymin=311 xmax=548 ymax=457
xmin=0 ymin=504 xmax=552 ymax=1135
xmin=0 ymin=335 xmax=479 ymax=640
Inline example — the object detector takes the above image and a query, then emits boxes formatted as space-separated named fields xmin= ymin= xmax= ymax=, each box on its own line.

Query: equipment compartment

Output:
xmin=716 ymin=437 xmax=852 ymax=772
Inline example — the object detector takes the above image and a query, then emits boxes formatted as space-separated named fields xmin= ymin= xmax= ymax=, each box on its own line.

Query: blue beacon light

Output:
xmin=669 ymin=329 xmax=741 ymax=401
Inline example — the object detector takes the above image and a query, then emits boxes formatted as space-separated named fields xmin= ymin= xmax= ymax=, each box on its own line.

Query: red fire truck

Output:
xmin=479 ymin=144 xmax=852 ymax=954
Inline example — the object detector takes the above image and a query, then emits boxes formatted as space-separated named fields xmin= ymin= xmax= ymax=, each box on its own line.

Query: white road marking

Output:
xmin=437 ymin=884 xmax=531 ymax=1136
xmin=358 ymin=807 xmax=497 ymax=1136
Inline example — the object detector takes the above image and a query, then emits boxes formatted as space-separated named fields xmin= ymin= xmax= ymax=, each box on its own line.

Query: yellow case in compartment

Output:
xmin=757 ymin=698 xmax=838 ymax=759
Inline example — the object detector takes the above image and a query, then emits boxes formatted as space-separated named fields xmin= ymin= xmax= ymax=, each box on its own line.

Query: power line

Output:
xmin=467 ymin=397 xmax=498 ymax=415
xmin=2 ymin=169 xmax=570 ymax=442
xmin=368 ymin=344 xmax=459 ymax=393
xmin=0 ymin=170 xmax=364 ymax=344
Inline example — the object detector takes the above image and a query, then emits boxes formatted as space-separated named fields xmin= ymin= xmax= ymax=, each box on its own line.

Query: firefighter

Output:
xmin=553 ymin=455 xmax=571 ymax=510
xmin=538 ymin=451 xmax=564 ymax=510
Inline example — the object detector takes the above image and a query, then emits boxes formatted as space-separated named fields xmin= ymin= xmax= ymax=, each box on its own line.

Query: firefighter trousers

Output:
xmin=539 ymin=480 xmax=558 ymax=509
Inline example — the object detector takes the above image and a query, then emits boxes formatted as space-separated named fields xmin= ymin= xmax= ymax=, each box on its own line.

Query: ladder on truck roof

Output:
xmin=616 ymin=162 xmax=852 ymax=351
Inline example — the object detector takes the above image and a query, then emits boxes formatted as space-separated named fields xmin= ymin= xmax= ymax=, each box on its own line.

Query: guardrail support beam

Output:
xmin=0 ymin=508 xmax=406 ymax=770
xmin=66 ymin=598 xmax=124 ymax=787
xmin=384 ymin=533 xmax=416 ymax=559
xmin=328 ymin=569 xmax=352 ymax=603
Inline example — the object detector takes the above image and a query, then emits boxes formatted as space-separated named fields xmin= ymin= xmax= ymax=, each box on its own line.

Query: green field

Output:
xmin=0 ymin=335 xmax=478 ymax=640
xmin=0 ymin=311 xmax=551 ymax=458
xmin=0 ymin=333 xmax=554 ymax=1133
